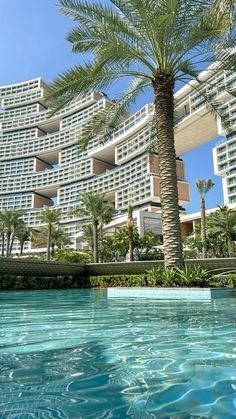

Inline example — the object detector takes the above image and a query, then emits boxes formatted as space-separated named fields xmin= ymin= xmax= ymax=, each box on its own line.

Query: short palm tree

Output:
xmin=49 ymin=0 xmax=235 ymax=267
xmin=208 ymin=205 xmax=236 ymax=257
xmin=15 ymin=224 xmax=31 ymax=256
xmin=0 ymin=209 xmax=25 ymax=256
xmin=195 ymin=179 xmax=214 ymax=258
xmin=39 ymin=207 xmax=61 ymax=261
xmin=75 ymin=192 xmax=114 ymax=262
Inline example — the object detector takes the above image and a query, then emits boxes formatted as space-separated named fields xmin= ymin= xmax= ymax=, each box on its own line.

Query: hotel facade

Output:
xmin=0 ymin=65 xmax=235 ymax=253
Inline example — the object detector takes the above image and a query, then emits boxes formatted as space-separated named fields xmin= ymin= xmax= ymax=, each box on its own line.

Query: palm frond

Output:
xmin=196 ymin=179 xmax=215 ymax=198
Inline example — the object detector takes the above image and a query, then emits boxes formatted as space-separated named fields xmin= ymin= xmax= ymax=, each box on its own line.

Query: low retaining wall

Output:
xmin=107 ymin=287 xmax=236 ymax=300
xmin=1 ymin=257 xmax=236 ymax=278
xmin=0 ymin=257 xmax=86 ymax=277
xmin=88 ymin=258 xmax=236 ymax=276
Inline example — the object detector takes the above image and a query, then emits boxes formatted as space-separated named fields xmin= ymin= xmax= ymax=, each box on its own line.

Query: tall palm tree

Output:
xmin=81 ymin=224 xmax=94 ymax=261
xmin=48 ymin=0 xmax=235 ymax=267
xmin=39 ymin=207 xmax=61 ymax=261
xmin=208 ymin=205 xmax=236 ymax=257
xmin=127 ymin=205 xmax=135 ymax=261
xmin=75 ymin=192 xmax=114 ymax=262
xmin=195 ymin=179 xmax=214 ymax=258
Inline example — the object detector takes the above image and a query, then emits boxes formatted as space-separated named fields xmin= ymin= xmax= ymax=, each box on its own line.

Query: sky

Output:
xmin=0 ymin=0 xmax=224 ymax=213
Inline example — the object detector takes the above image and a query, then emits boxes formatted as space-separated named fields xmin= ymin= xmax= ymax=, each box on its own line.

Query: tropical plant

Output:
xmin=51 ymin=227 xmax=72 ymax=257
xmin=146 ymin=267 xmax=164 ymax=286
xmin=74 ymin=192 xmax=115 ymax=262
xmin=49 ymin=0 xmax=235 ymax=267
xmin=0 ymin=209 xmax=25 ymax=256
xmin=54 ymin=248 xmax=90 ymax=263
xmin=207 ymin=205 xmax=236 ymax=257
xmin=135 ymin=231 xmax=162 ymax=261
xmin=176 ymin=265 xmax=210 ymax=287
xmin=113 ymin=226 xmax=139 ymax=260
xmin=39 ymin=207 xmax=61 ymax=261
xmin=32 ymin=224 xmax=71 ymax=258
xmin=99 ymin=236 xmax=115 ymax=262
xmin=146 ymin=264 xmax=211 ymax=287
xmin=15 ymin=224 xmax=31 ymax=256
xmin=195 ymin=179 xmax=214 ymax=258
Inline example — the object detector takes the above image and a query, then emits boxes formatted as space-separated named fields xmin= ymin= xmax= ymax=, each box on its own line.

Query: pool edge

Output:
xmin=107 ymin=287 xmax=236 ymax=300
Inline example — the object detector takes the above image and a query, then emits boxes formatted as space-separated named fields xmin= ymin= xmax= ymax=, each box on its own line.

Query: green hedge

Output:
xmin=0 ymin=275 xmax=89 ymax=291
xmin=90 ymin=274 xmax=149 ymax=288
xmin=1 ymin=271 xmax=236 ymax=291
xmin=90 ymin=271 xmax=236 ymax=288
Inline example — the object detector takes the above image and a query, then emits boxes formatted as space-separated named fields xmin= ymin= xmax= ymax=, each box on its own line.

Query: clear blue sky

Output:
xmin=0 ymin=0 xmax=224 ymax=213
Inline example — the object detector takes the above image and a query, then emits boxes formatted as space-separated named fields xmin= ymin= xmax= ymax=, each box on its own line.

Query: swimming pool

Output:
xmin=0 ymin=289 xmax=236 ymax=418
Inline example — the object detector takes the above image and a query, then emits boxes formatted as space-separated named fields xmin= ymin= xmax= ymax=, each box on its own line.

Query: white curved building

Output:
xmin=0 ymin=77 xmax=190 ymax=253
xmin=0 ymin=67 xmax=235 ymax=253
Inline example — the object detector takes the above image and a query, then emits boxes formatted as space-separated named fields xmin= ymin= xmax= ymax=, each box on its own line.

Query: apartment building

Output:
xmin=0 ymin=65 xmax=235 ymax=253
xmin=0 ymin=77 xmax=190 ymax=253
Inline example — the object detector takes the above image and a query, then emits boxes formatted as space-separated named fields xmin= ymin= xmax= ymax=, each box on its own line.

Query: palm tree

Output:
xmin=39 ymin=207 xmax=61 ymax=261
xmin=0 ymin=209 xmax=25 ymax=256
xmin=195 ymin=179 xmax=214 ymax=258
xmin=48 ymin=0 xmax=235 ymax=267
xmin=51 ymin=227 xmax=72 ymax=257
xmin=32 ymin=225 xmax=72 ymax=258
xmin=207 ymin=205 xmax=236 ymax=257
xmin=127 ymin=205 xmax=135 ymax=261
xmin=81 ymin=224 xmax=94 ymax=261
xmin=75 ymin=192 xmax=114 ymax=263
xmin=15 ymin=224 xmax=31 ymax=256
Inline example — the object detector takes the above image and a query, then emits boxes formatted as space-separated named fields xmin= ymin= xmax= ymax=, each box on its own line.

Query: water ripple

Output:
xmin=0 ymin=289 xmax=236 ymax=418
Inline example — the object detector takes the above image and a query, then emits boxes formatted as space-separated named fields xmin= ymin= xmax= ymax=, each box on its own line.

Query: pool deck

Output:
xmin=107 ymin=287 xmax=236 ymax=300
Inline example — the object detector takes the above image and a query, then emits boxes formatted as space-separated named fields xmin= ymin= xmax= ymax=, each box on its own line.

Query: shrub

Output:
xmin=146 ymin=265 xmax=212 ymax=287
xmin=0 ymin=275 xmax=89 ymax=291
xmin=54 ymin=249 xmax=90 ymax=263
xmin=146 ymin=267 xmax=164 ymax=286
xmin=90 ymin=274 xmax=148 ymax=288
xmin=176 ymin=265 xmax=210 ymax=287
xmin=90 ymin=266 xmax=212 ymax=288
xmin=209 ymin=273 xmax=236 ymax=288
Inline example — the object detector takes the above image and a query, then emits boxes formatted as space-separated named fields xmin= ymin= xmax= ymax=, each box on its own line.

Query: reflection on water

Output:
xmin=0 ymin=289 xmax=236 ymax=418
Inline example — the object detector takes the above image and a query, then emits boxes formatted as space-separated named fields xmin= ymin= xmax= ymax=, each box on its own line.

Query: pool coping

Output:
xmin=107 ymin=287 xmax=236 ymax=300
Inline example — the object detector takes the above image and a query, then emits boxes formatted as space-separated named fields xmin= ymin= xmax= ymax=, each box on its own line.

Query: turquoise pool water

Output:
xmin=0 ymin=289 xmax=236 ymax=418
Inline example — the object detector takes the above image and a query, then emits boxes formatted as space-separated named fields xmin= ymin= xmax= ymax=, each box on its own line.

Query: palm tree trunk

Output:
xmin=1 ymin=232 xmax=5 ymax=256
xmin=99 ymin=225 xmax=103 ymax=263
xmin=128 ymin=225 xmax=134 ymax=261
xmin=200 ymin=198 xmax=207 ymax=258
xmin=20 ymin=241 xmax=24 ymax=256
xmin=51 ymin=241 xmax=55 ymax=258
xmin=227 ymin=234 xmax=233 ymax=257
xmin=6 ymin=232 xmax=11 ymax=257
xmin=9 ymin=234 xmax=15 ymax=256
xmin=47 ymin=224 xmax=52 ymax=261
xmin=92 ymin=220 xmax=98 ymax=263
xmin=153 ymin=75 xmax=183 ymax=267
